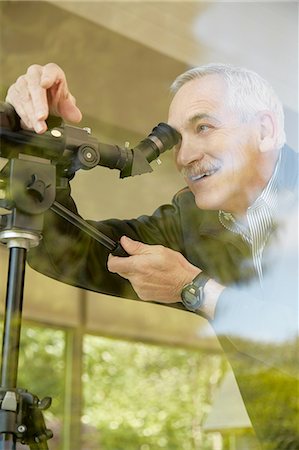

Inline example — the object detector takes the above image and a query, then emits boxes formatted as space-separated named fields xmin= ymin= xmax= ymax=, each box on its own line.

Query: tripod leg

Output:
xmin=1 ymin=246 xmax=26 ymax=388
xmin=0 ymin=435 xmax=15 ymax=450
xmin=0 ymin=246 xmax=26 ymax=449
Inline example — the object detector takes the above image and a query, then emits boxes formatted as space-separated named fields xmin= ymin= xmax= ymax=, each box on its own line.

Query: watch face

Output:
xmin=181 ymin=284 xmax=203 ymax=311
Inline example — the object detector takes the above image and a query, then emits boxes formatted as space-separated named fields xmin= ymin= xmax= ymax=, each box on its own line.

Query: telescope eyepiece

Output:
xmin=133 ymin=122 xmax=180 ymax=164
xmin=148 ymin=122 xmax=180 ymax=153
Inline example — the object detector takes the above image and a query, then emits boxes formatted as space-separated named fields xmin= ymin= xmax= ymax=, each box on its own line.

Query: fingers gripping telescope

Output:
xmin=0 ymin=102 xmax=180 ymax=178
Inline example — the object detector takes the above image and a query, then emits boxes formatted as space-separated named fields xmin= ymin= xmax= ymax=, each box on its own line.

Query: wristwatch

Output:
xmin=181 ymin=272 xmax=210 ymax=312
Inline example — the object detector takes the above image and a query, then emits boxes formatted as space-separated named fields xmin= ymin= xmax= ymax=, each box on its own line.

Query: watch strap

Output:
xmin=192 ymin=272 xmax=210 ymax=318
xmin=181 ymin=271 xmax=210 ymax=312
xmin=192 ymin=271 xmax=210 ymax=289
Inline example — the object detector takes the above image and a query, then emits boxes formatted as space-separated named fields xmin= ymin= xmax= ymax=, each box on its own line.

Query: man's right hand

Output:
xmin=5 ymin=63 xmax=82 ymax=134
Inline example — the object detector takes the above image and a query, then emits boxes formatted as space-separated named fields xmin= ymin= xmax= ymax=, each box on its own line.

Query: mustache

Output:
xmin=180 ymin=160 xmax=221 ymax=179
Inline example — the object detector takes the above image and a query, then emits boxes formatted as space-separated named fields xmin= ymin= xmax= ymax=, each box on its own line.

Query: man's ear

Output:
xmin=257 ymin=111 xmax=277 ymax=153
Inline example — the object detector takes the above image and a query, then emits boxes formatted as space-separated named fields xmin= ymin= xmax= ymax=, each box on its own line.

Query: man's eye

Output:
xmin=197 ymin=124 xmax=211 ymax=133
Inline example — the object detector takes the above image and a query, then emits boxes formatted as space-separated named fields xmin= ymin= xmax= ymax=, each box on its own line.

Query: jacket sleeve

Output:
xmin=27 ymin=182 xmax=185 ymax=299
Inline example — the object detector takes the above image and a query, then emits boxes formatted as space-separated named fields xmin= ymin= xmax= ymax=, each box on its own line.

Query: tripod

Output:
xmin=0 ymin=103 xmax=179 ymax=448
xmin=0 ymin=157 xmax=129 ymax=449
xmin=0 ymin=157 xmax=57 ymax=449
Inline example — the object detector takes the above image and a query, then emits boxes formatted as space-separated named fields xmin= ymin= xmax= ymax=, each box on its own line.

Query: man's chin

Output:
xmin=194 ymin=195 xmax=221 ymax=212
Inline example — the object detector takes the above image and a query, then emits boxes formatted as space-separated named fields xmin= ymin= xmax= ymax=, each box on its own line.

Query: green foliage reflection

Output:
xmin=83 ymin=336 xmax=225 ymax=450
xmin=18 ymin=325 xmax=65 ymax=421
xmin=0 ymin=321 xmax=226 ymax=449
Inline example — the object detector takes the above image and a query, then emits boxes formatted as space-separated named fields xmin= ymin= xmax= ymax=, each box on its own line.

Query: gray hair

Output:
xmin=170 ymin=63 xmax=286 ymax=150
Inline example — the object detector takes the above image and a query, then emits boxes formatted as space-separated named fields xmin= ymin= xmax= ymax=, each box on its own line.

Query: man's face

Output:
xmin=168 ymin=74 xmax=266 ymax=215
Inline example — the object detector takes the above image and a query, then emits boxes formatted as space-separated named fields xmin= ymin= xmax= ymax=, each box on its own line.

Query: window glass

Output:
xmin=83 ymin=335 xmax=225 ymax=450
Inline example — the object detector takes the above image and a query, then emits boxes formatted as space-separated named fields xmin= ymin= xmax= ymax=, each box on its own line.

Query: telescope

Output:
xmin=0 ymin=102 xmax=180 ymax=178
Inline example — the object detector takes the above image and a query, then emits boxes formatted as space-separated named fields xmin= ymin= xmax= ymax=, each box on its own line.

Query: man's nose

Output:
xmin=176 ymin=136 xmax=204 ymax=168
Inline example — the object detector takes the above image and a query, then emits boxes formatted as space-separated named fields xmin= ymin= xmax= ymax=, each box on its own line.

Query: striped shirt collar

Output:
xmin=219 ymin=152 xmax=281 ymax=280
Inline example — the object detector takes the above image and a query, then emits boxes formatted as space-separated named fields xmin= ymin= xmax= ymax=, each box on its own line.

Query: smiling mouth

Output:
xmin=188 ymin=168 xmax=219 ymax=182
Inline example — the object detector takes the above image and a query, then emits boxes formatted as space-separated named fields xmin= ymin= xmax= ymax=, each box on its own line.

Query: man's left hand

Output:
xmin=107 ymin=236 xmax=200 ymax=303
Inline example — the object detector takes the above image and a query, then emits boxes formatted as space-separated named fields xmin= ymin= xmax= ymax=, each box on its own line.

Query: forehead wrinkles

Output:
xmin=168 ymin=97 xmax=227 ymax=132
xmin=168 ymin=76 xmax=230 ymax=129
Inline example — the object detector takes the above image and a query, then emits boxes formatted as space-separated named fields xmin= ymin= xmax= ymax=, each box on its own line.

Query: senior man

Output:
xmin=5 ymin=63 xmax=298 ymax=449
